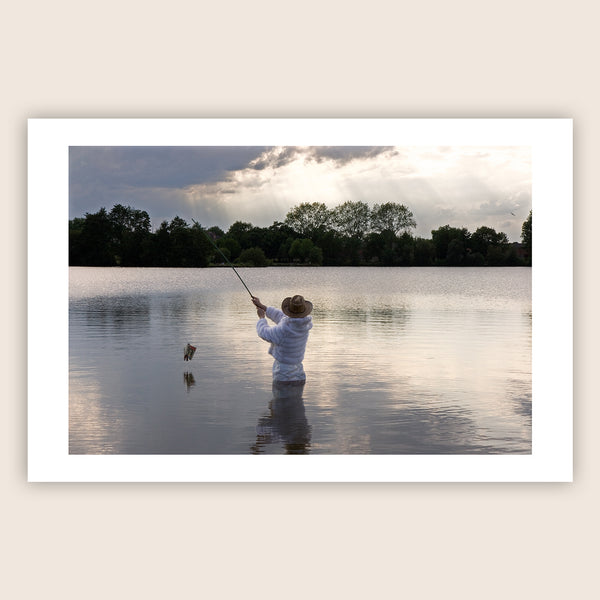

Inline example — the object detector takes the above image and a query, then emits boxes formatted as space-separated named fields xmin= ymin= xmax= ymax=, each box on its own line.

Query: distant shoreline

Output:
xmin=69 ymin=263 xmax=532 ymax=269
xmin=70 ymin=203 xmax=531 ymax=268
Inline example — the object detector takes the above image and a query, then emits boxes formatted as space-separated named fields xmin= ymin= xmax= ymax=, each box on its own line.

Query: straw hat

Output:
xmin=281 ymin=295 xmax=313 ymax=318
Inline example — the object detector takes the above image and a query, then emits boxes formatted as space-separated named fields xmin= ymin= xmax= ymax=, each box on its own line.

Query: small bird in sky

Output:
xmin=510 ymin=211 xmax=516 ymax=216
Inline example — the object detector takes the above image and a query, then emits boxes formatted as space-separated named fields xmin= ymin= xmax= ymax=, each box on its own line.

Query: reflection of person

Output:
xmin=251 ymin=381 xmax=311 ymax=454
xmin=251 ymin=295 xmax=313 ymax=383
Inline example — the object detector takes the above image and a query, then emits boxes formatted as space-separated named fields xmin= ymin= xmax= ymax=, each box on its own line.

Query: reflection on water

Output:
xmin=69 ymin=267 xmax=531 ymax=455
xmin=251 ymin=382 xmax=311 ymax=455
xmin=183 ymin=371 xmax=196 ymax=391
xmin=80 ymin=296 xmax=152 ymax=335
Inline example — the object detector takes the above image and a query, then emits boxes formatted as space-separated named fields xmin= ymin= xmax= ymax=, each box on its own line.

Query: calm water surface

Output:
xmin=69 ymin=267 xmax=531 ymax=454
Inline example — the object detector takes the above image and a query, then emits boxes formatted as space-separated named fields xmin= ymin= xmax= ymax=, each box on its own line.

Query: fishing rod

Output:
xmin=183 ymin=220 xmax=256 ymax=362
xmin=192 ymin=219 xmax=254 ymax=298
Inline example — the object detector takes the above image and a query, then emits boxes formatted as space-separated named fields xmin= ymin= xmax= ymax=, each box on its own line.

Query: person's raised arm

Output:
xmin=251 ymin=296 xmax=267 ymax=319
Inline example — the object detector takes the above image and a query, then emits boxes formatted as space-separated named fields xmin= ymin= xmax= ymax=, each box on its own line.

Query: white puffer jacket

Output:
xmin=256 ymin=307 xmax=313 ymax=365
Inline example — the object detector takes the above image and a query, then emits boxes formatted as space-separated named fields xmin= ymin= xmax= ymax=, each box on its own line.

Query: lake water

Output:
xmin=69 ymin=267 xmax=531 ymax=455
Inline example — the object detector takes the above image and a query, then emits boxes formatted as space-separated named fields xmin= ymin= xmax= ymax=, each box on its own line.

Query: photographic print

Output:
xmin=28 ymin=118 xmax=572 ymax=481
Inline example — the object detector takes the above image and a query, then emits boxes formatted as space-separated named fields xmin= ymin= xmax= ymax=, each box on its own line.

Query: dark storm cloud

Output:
xmin=70 ymin=146 xmax=270 ymax=189
xmin=69 ymin=146 xmax=270 ymax=218
xmin=245 ymin=146 xmax=397 ymax=171
xmin=309 ymin=146 xmax=397 ymax=165
xmin=248 ymin=147 xmax=301 ymax=170
xmin=69 ymin=146 xmax=394 ymax=216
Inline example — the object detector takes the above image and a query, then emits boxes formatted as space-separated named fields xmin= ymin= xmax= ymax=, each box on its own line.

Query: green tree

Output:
xmin=259 ymin=222 xmax=296 ymax=261
xmin=188 ymin=221 xmax=212 ymax=267
xmin=339 ymin=236 xmax=363 ymax=265
xmin=157 ymin=216 xmax=211 ymax=267
xmin=215 ymin=245 xmax=231 ymax=262
xmin=396 ymin=232 xmax=415 ymax=266
xmin=331 ymin=201 xmax=371 ymax=239
xmin=284 ymin=202 xmax=331 ymax=238
xmin=75 ymin=208 xmax=115 ymax=266
xmin=208 ymin=225 xmax=225 ymax=238
xmin=167 ymin=216 xmax=190 ymax=265
xmin=504 ymin=244 xmax=522 ymax=266
xmin=464 ymin=251 xmax=486 ymax=266
xmin=237 ymin=246 xmax=269 ymax=267
xmin=69 ymin=200 xmax=532 ymax=269
xmin=521 ymin=210 xmax=532 ymax=265
xmin=151 ymin=220 xmax=171 ymax=266
xmin=431 ymin=225 xmax=470 ymax=264
xmin=69 ymin=218 xmax=86 ymax=265
xmin=470 ymin=226 xmax=506 ymax=255
xmin=277 ymin=236 xmax=294 ymax=263
xmin=469 ymin=226 xmax=509 ymax=266
xmin=227 ymin=221 xmax=254 ymax=249
xmin=108 ymin=204 xmax=151 ymax=266
xmin=109 ymin=203 xmax=151 ymax=234
xmin=364 ymin=230 xmax=399 ymax=266
xmin=308 ymin=244 xmax=323 ymax=265
xmin=446 ymin=238 xmax=466 ymax=265
xmin=217 ymin=236 xmax=242 ymax=262
xmin=370 ymin=202 xmax=416 ymax=235
xmin=289 ymin=238 xmax=321 ymax=263
xmin=316 ymin=230 xmax=344 ymax=266
xmin=413 ymin=237 xmax=435 ymax=266
xmin=486 ymin=245 xmax=506 ymax=266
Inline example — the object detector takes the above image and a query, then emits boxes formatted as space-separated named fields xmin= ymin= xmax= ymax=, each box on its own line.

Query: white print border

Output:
xmin=28 ymin=118 xmax=572 ymax=482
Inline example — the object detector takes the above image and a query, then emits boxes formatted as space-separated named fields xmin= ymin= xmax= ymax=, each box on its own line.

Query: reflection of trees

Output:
xmin=505 ymin=375 xmax=532 ymax=430
xmin=338 ymin=393 xmax=531 ymax=454
xmin=510 ymin=392 xmax=532 ymax=422
xmin=251 ymin=382 xmax=311 ymax=454
xmin=315 ymin=305 xmax=411 ymax=332
xmin=71 ymin=296 xmax=152 ymax=336
xmin=371 ymin=400 xmax=480 ymax=454
xmin=366 ymin=306 xmax=410 ymax=329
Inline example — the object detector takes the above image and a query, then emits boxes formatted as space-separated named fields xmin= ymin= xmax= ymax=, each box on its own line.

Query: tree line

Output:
xmin=69 ymin=201 xmax=532 ymax=268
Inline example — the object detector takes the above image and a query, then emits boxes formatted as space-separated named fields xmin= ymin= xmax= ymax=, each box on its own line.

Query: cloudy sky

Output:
xmin=69 ymin=145 xmax=531 ymax=241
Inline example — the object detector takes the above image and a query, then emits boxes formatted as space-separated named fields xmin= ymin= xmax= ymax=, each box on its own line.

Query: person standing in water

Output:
xmin=251 ymin=294 xmax=313 ymax=383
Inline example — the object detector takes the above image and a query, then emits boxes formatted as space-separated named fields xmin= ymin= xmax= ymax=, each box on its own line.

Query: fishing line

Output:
xmin=183 ymin=220 xmax=256 ymax=362
xmin=191 ymin=219 xmax=254 ymax=298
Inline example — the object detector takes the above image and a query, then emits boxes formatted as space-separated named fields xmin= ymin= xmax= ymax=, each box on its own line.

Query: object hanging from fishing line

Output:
xmin=184 ymin=343 xmax=197 ymax=362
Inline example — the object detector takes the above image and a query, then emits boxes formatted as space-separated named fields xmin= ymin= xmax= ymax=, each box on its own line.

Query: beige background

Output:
xmin=3 ymin=1 xmax=596 ymax=598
